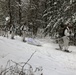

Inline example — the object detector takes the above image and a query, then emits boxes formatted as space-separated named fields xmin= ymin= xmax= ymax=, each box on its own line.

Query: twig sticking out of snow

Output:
xmin=0 ymin=51 xmax=44 ymax=75
xmin=22 ymin=51 xmax=36 ymax=71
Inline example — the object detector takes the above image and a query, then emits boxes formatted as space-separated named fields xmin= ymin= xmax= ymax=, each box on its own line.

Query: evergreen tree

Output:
xmin=43 ymin=0 xmax=76 ymax=36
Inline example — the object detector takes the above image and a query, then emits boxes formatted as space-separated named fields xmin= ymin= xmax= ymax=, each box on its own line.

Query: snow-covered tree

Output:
xmin=43 ymin=0 xmax=76 ymax=36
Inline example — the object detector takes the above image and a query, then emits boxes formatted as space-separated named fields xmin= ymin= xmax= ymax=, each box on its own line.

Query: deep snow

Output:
xmin=0 ymin=36 xmax=76 ymax=75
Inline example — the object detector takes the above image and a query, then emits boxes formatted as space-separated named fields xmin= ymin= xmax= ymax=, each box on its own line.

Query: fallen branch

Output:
xmin=11 ymin=60 xmax=22 ymax=67
xmin=22 ymin=51 xmax=36 ymax=71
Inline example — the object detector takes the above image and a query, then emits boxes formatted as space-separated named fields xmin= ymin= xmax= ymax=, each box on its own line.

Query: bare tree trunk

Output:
xmin=18 ymin=0 xmax=22 ymax=25
xmin=8 ymin=0 xmax=12 ymax=26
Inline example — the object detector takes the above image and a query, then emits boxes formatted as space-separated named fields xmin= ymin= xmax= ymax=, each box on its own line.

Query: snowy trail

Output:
xmin=0 ymin=36 xmax=76 ymax=75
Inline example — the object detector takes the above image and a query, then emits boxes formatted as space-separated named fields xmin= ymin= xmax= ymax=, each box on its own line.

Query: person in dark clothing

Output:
xmin=58 ymin=23 xmax=73 ymax=52
xmin=58 ymin=22 xmax=65 ymax=50
xmin=10 ymin=25 xmax=16 ymax=39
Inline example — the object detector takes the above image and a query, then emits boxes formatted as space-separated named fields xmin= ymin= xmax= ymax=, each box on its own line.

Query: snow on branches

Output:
xmin=0 ymin=51 xmax=43 ymax=75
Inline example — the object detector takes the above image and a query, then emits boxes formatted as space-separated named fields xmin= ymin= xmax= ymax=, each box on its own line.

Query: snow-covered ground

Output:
xmin=0 ymin=36 xmax=76 ymax=75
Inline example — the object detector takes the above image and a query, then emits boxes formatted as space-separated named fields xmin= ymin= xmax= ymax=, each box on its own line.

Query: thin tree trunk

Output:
xmin=8 ymin=0 xmax=12 ymax=26
xmin=18 ymin=0 xmax=22 ymax=25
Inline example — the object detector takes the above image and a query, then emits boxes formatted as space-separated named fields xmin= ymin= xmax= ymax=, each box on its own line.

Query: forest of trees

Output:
xmin=0 ymin=0 xmax=76 ymax=44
